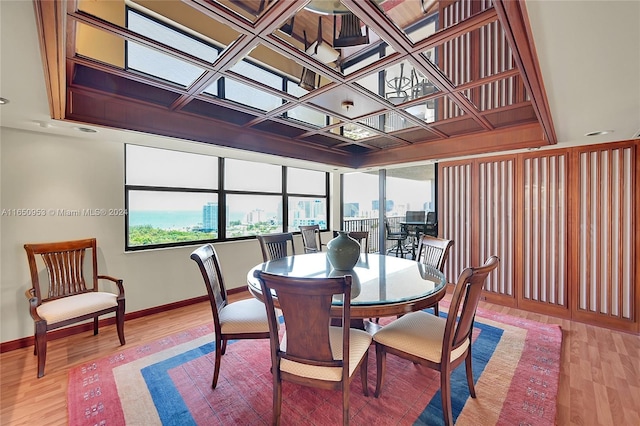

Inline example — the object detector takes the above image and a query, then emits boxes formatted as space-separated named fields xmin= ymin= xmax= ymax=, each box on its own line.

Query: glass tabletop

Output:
xmin=247 ymin=252 xmax=446 ymax=307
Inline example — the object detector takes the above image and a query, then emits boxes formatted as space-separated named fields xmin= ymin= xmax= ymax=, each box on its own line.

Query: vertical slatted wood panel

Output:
xmin=576 ymin=146 xmax=635 ymax=322
xmin=440 ymin=163 xmax=472 ymax=283
xmin=478 ymin=158 xmax=514 ymax=298
xmin=439 ymin=140 xmax=638 ymax=332
xmin=522 ymin=154 xmax=567 ymax=308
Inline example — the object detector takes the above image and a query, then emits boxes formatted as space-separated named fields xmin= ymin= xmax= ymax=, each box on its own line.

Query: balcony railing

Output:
xmin=340 ymin=216 xmax=405 ymax=254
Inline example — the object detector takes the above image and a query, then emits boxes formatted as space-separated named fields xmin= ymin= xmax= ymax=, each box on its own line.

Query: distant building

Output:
xmin=344 ymin=202 xmax=359 ymax=217
xmin=372 ymin=199 xmax=394 ymax=212
xmin=202 ymin=202 xmax=218 ymax=232
xmin=246 ymin=209 xmax=266 ymax=224
xmin=291 ymin=199 xmax=327 ymax=229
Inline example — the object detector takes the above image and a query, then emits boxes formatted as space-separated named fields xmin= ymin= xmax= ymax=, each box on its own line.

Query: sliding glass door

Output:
xmin=342 ymin=164 xmax=436 ymax=254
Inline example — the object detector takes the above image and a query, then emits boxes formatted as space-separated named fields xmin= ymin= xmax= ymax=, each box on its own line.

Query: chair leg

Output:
xmin=273 ymin=370 xmax=282 ymax=426
xmin=212 ymin=336 xmax=222 ymax=389
xmin=116 ymin=302 xmax=126 ymax=345
xmin=220 ymin=338 xmax=228 ymax=355
xmin=93 ymin=317 xmax=99 ymax=335
xmin=374 ymin=343 xmax=386 ymax=397
xmin=35 ymin=322 xmax=47 ymax=378
xmin=440 ymin=368 xmax=453 ymax=426
xmin=343 ymin=383 xmax=350 ymax=426
xmin=433 ymin=302 xmax=439 ymax=317
xmin=465 ymin=350 xmax=476 ymax=398
xmin=360 ymin=353 xmax=369 ymax=397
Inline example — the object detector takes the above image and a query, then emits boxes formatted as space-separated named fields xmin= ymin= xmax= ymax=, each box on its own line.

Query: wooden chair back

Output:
xmin=25 ymin=238 xmax=98 ymax=302
xmin=416 ymin=235 xmax=454 ymax=272
xmin=346 ymin=231 xmax=369 ymax=253
xmin=333 ymin=13 xmax=370 ymax=48
xmin=257 ymin=233 xmax=296 ymax=261
xmin=255 ymin=271 xmax=352 ymax=368
xmin=445 ymin=256 xmax=500 ymax=353
xmin=299 ymin=225 xmax=322 ymax=253
xmin=190 ymin=243 xmax=227 ymax=334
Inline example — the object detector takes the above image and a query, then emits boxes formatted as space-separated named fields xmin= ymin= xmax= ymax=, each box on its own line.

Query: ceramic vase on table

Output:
xmin=326 ymin=231 xmax=360 ymax=271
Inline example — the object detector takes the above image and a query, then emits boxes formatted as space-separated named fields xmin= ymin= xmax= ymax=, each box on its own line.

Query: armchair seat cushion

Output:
xmin=36 ymin=292 xmax=118 ymax=325
xmin=219 ymin=298 xmax=269 ymax=334
xmin=280 ymin=326 xmax=372 ymax=381
xmin=373 ymin=311 xmax=469 ymax=363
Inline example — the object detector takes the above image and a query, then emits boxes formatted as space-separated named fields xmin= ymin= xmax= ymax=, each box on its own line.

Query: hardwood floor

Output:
xmin=1 ymin=293 xmax=638 ymax=425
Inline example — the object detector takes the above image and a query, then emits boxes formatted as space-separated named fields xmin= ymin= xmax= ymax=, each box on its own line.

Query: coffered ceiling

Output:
xmin=25 ymin=0 xmax=556 ymax=168
xmin=12 ymin=1 xmax=571 ymax=168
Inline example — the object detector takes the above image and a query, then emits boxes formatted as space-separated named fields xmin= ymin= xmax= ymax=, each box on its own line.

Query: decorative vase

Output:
xmin=326 ymin=231 xmax=360 ymax=271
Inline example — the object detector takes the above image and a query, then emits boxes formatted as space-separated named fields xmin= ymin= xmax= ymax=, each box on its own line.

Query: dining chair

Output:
xmin=257 ymin=232 xmax=296 ymax=262
xmin=346 ymin=231 xmax=369 ymax=253
xmin=372 ymin=256 xmax=500 ymax=426
xmin=190 ymin=243 xmax=270 ymax=389
xmin=303 ymin=16 xmax=340 ymax=64
xmin=415 ymin=235 xmax=455 ymax=316
xmin=384 ymin=219 xmax=408 ymax=257
xmin=404 ymin=211 xmax=427 ymax=256
xmin=24 ymin=238 xmax=125 ymax=378
xmin=299 ymin=225 xmax=323 ymax=253
xmin=332 ymin=230 xmax=369 ymax=253
xmin=425 ymin=211 xmax=438 ymax=237
xmin=253 ymin=270 xmax=372 ymax=426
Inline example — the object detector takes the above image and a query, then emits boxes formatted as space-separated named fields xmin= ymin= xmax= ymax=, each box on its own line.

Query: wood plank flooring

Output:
xmin=1 ymin=294 xmax=638 ymax=425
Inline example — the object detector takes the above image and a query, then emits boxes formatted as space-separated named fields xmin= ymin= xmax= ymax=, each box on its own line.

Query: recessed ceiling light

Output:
xmin=74 ymin=126 xmax=98 ymax=133
xmin=0 ymin=97 xmax=9 ymax=105
xmin=585 ymin=130 xmax=613 ymax=137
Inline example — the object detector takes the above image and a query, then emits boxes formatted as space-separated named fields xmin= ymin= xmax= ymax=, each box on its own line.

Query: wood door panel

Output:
xmin=573 ymin=145 xmax=636 ymax=329
xmin=520 ymin=154 xmax=568 ymax=310
xmin=478 ymin=158 xmax=515 ymax=299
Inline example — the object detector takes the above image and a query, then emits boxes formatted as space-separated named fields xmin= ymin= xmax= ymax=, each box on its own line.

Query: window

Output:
xmin=125 ymin=146 xmax=329 ymax=250
xmin=287 ymin=167 xmax=328 ymax=231
xmin=125 ymin=145 xmax=219 ymax=249
xmin=342 ymin=165 xmax=436 ymax=253
xmin=125 ymin=7 xmax=331 ymax=130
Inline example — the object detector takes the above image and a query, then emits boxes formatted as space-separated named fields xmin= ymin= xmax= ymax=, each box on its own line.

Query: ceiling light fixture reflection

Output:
xmin=304 ymin=0 xmax=383 ymax=15
xmin=341 ymin=100 xmax=354 ymax=111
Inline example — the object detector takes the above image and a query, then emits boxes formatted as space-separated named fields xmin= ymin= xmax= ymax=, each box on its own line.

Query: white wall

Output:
xmin=0 ymin=127 xmax=339 ymax=343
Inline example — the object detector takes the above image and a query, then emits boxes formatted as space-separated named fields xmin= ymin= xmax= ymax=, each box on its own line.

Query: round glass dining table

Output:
xmin=247 ymin=252 xmax=447 ymax=321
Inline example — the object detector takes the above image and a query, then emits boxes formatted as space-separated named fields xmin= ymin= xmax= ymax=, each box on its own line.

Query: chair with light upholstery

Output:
xmin=253 ymin=270 xmax=372 ymax=426
xmin=257 ymin=232 xmax=296 ymax=262
xmin=190 ymin=243 xmax=270 ymax=389
xmin=415 ymin=235 xmax=454 ymax=316
xmin=24 ymin=238 xmax=125 ymax=378
xmin=299 ymin=225 xmax=323 ymax=253
xmin=373 ymin=256 xmax=500 ymax=426
xmin=304 ymin=16 xmax=340 ymax=64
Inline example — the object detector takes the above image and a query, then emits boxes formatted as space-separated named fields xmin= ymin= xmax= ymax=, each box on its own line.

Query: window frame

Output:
xmin=124 ymin=145 xmax=330 ymax=251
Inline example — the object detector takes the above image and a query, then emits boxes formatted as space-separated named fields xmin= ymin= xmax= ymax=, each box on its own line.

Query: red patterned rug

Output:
xmin=67 ymin=306 xmax=561 ymax=425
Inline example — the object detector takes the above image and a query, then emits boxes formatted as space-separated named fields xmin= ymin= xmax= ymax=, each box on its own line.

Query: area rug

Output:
xmin=67 ymin=307 xmax=561 ymax=425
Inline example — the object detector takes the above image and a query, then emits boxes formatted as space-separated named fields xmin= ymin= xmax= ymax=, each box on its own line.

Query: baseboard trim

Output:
xmin=0 ymin=292 xmax=228 ymax=353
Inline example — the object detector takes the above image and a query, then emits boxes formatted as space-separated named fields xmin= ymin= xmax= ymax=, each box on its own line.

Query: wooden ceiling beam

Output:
xmin=494 ymin=0 xmax=557 ymax=144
